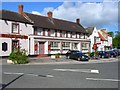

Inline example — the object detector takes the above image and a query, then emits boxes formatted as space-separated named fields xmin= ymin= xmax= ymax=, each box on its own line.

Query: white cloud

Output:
xmin=31 ymin=1 xmax=118 ymax=30
xmin=31 ymin=11 xmax=41 ymax=15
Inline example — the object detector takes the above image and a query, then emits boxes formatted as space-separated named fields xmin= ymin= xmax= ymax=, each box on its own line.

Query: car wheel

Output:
xmin=102 ymin=56 xmax=104 ymax=58
xmin=111 ymin=55 xmax=113 ymax=58
xmin=67 ymin=56 xmax=70 ymax=59
xmin=77 ymin=57 xmax=81 ymax=61
xmin=99 ymin=55 xmax=101 ymax=58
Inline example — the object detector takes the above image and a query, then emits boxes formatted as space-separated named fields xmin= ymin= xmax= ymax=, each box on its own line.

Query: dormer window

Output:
xmin=12 ymin=23 xmax=19 ymax=33
xmin=62 ymin=31 xmax=66 ymax=37
xmin=50 ymin=30 xmax=55 ymax=37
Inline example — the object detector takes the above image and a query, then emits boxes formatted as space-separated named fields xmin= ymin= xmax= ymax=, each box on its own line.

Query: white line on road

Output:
xmin=53 ymin=69 xmax=99 ymax=74
xmin=46 ymin=75 xmax=54 ymax=78
xmin=86 ymin=78 xmax=120 ymax=82
xmin=26 ymin=74 xmax=38 ymax=77
xmin=26 ymin=74 xmax=54 ymax=78
xmin=4 ymin=72 xmax=54 ymax=78
xmin=4 ymin=72 xmax=24 ymax=75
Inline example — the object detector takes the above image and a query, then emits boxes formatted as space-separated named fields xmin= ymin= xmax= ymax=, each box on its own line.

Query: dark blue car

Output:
xmin=98 ymin=51 xmax=110 ymax=58
xmin=69 ymin=52 xmax=89 ymax=61
xmin=66 ymin=50 xmax=79 ymax=59
xmin=108 ymin=50 xmax=117 ymax=58
xmin=112 ymin=49 xmax=120 ymax=56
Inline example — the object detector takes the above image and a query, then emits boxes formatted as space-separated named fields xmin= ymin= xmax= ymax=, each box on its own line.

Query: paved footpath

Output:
xmin=0 ymin=56 xmax=119 ymax=65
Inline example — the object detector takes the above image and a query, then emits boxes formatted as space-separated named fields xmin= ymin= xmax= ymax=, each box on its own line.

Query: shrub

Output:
xmin=90 ymin=52 xmax=94 ymax=57
xmin=94 ymin=51 xmax=98 ymax=56
xmin=86 ymin=52 xmax=91 ymax=56
xmin=8 ymin=49 xmax=29 ymax=64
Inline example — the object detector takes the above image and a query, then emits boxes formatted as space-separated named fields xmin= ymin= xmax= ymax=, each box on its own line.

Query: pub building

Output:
xmin=0 ymin=4 xmax=90 ymax=57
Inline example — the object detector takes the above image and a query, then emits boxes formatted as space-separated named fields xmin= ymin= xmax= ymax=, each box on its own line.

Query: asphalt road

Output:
xmin=1 ymin=59 xmax=119 ymax=89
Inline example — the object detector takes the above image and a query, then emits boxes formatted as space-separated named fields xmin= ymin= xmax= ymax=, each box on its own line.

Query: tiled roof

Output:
xmin=0 ymin=10 xmax=87 ymax=33
xmin=98 ymin=31 xmax=107 ymax=41
xmin=25 ymin=12 xmax=87 ymax=33
xmin=0 ymin=10 xmax=33 ymax=24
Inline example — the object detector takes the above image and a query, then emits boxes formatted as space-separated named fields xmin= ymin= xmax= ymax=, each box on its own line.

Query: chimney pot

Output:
xmin=47 ymin=11 xmax=52 ymax=18
xmin=76 ymin=18 xmax=80 ymax=24
xmin=18 ymin=4 xmax=23 ymax=15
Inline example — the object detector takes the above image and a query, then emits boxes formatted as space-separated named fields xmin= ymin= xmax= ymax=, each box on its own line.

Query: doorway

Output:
xmin=39 ymin=42 xmax=45 ymax=54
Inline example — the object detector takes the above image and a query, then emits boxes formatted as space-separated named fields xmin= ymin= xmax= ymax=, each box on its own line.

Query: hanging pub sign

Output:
xmin=92 ymin=43 xmax=97 ymax=50
xmin=0 ymin=34 xmax=28 ymax=39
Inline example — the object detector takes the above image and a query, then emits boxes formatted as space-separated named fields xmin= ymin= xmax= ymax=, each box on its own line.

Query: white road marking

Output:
xmin=90 ymin=70 xmax=99 ymax=73
xmin=26 ymin=74 xmax=38 ymax=77
xmin=4 ymin=72 xmax=24 ymax=75
xmin=53 ymin=69 xmax=99 ymax=74
xmin=86 ymin=78 xmax=120 ymax=82
xmin=46 ymin=75 xmax=54 ymax=78
xmin=4 ymin=72 xmax=54 ymax=78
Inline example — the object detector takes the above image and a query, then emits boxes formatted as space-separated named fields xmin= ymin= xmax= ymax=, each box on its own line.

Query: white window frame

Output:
xmin=50 ymin=30 xmax=55 ymax=37
xmin=62 ymin=31 xmax=66 ymax=37
xmin=37 ymin=28 xmax=43 ymax=36
xmin=12 ymin=23 xmax=19 ymax=33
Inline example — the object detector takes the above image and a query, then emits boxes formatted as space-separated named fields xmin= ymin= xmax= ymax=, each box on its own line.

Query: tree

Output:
xmin=113 ymin=32 xmax=120 ymax=49
xmin=107 ymin=32 xmax=114 ymax=38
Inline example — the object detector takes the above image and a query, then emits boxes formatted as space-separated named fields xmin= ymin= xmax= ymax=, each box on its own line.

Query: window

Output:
xmin=73 ymin=43 xmax=78 ymax=49
xmin=62 ymin=31 xmax=66 ymax=37
xmin=72 ymin=33 xmax=76 ymax=38
xmin=50 ymin=30 xmax=55 ymax=37
xmin=62 ymin=42 xmax=70 ymax=47
xmin=82 ymin=43 xmax=88 ymax=49
xmin=2 ymin=42 xmax=7 ymax=52
xmin=57 ymin=31 xmax=60 ymax=37
xmin=12 ymin=23 xmax=19 ymax=33
xmin=80 ymin=34 xmax=84 ymax=39
xmin=34 ymin=28 xmax=43 ymax=35
xmin=50 ymin=42 xmax=59 ymax=47
xmin=12 ymin=40 xmax=19 ymax=51
xmin=77 ymin=33 xmax=79 ymax=38
xmin=37 ymin=28 xmax=43 ymax=35
xmin=67 ymin=32 xmax=71 ymax=38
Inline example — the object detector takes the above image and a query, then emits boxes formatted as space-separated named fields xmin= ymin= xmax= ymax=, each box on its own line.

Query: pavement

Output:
xmin=0 ymin=56 xmax=119 ymax=65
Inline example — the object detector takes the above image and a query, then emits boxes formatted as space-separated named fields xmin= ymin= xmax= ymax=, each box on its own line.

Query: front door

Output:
xmin=39 ymin=42 xmax=44 ymax=54
xmin=12 ymin=40 xmax=19 ymax=51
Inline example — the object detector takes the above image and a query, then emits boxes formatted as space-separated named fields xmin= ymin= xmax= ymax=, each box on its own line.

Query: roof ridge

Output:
xmin=25 ymin=12 xmax=80 ymax=25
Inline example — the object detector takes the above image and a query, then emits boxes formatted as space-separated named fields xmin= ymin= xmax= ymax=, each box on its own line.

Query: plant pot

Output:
xmin=7 ymin=60 xmax=17 ymax=64
xmin=51 ymin=55 xmax=56 ymax=59
xmin=7 ymin=60 xmax=14 ymax=64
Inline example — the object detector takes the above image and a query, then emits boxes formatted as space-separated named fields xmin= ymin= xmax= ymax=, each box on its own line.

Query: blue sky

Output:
xmin=2 ymin=2 xmax=63 ymax=13
xmin=1 ymin=1 xmax=119 ymax=34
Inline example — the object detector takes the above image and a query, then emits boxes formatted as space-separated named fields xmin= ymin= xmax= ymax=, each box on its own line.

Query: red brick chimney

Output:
xmin=18 ymin=4 xmax=23 ymax=15
xmin=47 ymin=11 xmax=52 ymax=18
xmin=76 ymin=18 xmax=80 ymax=24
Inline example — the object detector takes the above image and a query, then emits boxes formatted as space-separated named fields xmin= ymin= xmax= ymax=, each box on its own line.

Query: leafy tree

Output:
xmin=107 ymin=32 xmax=114 ymax=38
xmin=113 ymin=32 xmax=120 ymax=49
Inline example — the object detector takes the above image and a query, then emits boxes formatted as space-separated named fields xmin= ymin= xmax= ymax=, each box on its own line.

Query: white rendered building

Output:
xmin=0 ymin=5 xmax=90 ymax=56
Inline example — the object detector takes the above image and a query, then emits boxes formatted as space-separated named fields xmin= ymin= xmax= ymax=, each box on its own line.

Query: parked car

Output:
xmin=118 ymin=49 xmax=120 ymax=55
xmin=98 ymin=51 xmax=110 ymax=58
xmin=108 ymin=50 xmax=117 ymax=58
xmin=66 ymin=50 xmax=79 ymax=59
xmin=67 ymin=51 xmax=90 ymax=61
xmin=112 ymin=49 xmax=120 ymax=56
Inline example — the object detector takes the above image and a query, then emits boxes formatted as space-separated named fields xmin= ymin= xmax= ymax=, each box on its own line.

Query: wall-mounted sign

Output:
xmin=0 ymin=34 xmax=28 ymax=39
